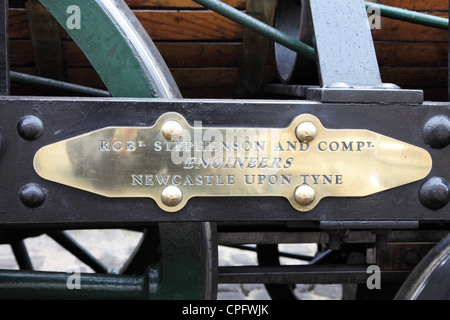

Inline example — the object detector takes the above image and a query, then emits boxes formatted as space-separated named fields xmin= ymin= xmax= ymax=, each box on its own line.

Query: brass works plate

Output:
xmin=33 ymin=113 xmax=432 ymax=212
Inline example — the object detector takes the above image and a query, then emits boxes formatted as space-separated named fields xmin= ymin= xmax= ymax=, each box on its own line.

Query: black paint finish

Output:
xmin=0 ymin=97 xmax=448 ymax=229
xmin=19 ymin=183 xmax=47 ymax=208
xmin=17 ymin=115 xmax=44 ymax=141
xmin=419 ymin=177 xmax=450 ymax=210
xmin=423 ymin=115 xmax=450 ymax=149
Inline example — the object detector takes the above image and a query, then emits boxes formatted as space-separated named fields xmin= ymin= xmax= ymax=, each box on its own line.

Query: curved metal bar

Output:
xmin=38 ymin=0 xmax=181 ymax=98
xmin=96 ymin=0 xmax=182 ymax=98
xmin=395 ymin=233 xmax=450 ymax=300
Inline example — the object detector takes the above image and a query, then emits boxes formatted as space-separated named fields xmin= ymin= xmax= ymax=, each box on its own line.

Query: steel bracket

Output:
xmin=273 ymin=0 xmax=424 ymax=104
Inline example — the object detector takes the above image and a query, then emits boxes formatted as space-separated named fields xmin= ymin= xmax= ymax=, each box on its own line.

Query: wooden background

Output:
xmin=7 ymin=0 xmax=449 ymax=101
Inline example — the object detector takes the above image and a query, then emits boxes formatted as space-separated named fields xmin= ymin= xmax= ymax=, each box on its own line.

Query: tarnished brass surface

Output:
xmin=33 ymin=113 xmax=432 ymax=212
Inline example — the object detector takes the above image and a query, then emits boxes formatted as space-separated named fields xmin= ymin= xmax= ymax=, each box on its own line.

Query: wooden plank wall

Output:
xmin=372 ymin=0 xmax=448 ymax=101
xmin=7 ymin=0 xmax=449 ymax=100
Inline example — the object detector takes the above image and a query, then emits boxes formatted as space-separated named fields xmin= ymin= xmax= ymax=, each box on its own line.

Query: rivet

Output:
xmin=419 ymin=177 xmax=449 ymax=210
xmin=19 ymin=183 xmax=46 ymax=208
xmin=326 ymin=82 xmax=353 ymax=89
xmin=161 ymin=120 xmax=183 ymax=142
xmin=17 ymin=115 xmax=43 ymax=141
xmin=294 ymin=185 xmax=315 ymax=206
xmin=423 ymin=115 xmax=450 ymax=149
xmin=161 ymin=186 xmax=183 ymax=207
xmin=373 ymin=83 xmax=401 ymax=90
xmin=403 ymin=248 xmax=421 ymax=266
xmin=296 ymin=122 xmax=317 ymax=142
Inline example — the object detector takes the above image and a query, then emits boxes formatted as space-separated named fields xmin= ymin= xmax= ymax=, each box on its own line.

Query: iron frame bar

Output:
xmin=9 ymin=72 xmax=111 ymax=97
xmin=0 ymin=268 xmax=156 ymax=299
xmin=218 ymin=265 xmax=410 ymax=284
xmin=217 ymin=230 xmax=450 ymax=246
xmin=0 ymin=97 xmax=448 ymax=228
xmin=0 ymin=1 xmax=448 ymax=300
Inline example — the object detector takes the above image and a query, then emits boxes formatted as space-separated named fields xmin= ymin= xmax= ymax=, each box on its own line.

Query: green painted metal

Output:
xmin=0 ymin=224 xmax=211 ymax=299
xmin=0 ymin=225 xmax=211 ymax=299
xmin=150 ymin=223 xmax=215 ymax=300
xmin=192 ymin=0 xmax=316 ymax=61
xmin=194 ymin=0 xmax=449 ymax=63
xmin=0 ymin=267 xmax=159 ymax=299
xmin=365 ymin=2 xmax=449 ymax=30
xmin=0 ymin=0 xmax=211 ymax=300
xmin=38 ymin=0 xmax=165 ymax=97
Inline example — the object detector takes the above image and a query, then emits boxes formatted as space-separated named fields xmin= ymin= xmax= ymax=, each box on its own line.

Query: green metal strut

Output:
xmin=193 ymin=0 xmax=448 ymax=63
xmin=192 ymin=0 xmax=316 ymax=61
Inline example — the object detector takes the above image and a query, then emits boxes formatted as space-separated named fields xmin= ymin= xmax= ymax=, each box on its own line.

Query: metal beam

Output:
xmin=218 ymin=265 xmax=410 ymax=284
xmin=0 ymin=269 xmax=155 ymax=299
xmin=10 ymin=71 xmax=111 ymax=97
xmin=217 ymin=230 xmax=450 ymax=246
xmin=0 ymin=98 xmax=448 ymax=226
xmin=309 ymin=0 xmax=381 ymax=87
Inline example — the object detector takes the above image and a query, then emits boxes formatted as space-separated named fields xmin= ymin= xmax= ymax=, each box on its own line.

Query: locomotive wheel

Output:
xmin=274 ymin=0 xmax=318 ymax=85
xmin=395 ymin=233 xmax=450 ymax=300
xmin=2 ymin=0 xmax=216 ymax=299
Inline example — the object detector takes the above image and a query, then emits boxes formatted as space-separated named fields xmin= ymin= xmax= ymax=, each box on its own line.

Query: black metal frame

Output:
xmin=1 ymin=0 xmax=449 ymax=301
xmin=0 ymin=97 xmax=448 ymax=229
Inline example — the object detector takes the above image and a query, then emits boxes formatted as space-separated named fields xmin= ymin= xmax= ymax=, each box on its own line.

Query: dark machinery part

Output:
xmin=273 ymin=0 xmax=318 ymax=85
xmin=0 ymin=0 xmax=449 ymax=300
xmin=395 ymin=233 xmax=450 ymax=300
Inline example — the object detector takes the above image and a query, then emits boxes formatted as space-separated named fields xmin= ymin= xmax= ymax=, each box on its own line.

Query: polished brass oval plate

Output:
xmin=33 ymin=113 xmax=432 ymax=212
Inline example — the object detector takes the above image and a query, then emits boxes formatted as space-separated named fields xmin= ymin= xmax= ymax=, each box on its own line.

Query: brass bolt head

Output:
xmin=161 ymin=120 xmax=183 ymax=141
xmin=294 ymin=185 xmax=315 ymax=206
xmin=161 ymin=186 xmax=183 ymax=207
xmin=296 ymin=122 xmax=317 ymax=142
